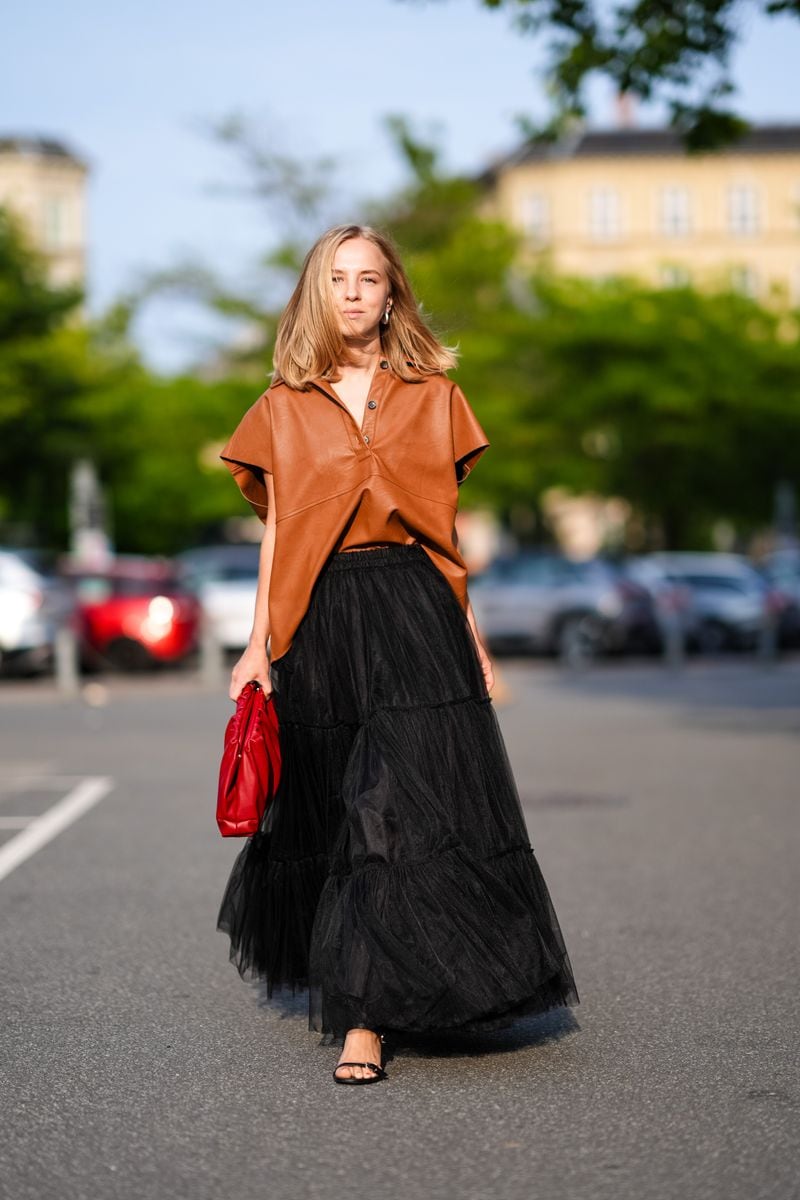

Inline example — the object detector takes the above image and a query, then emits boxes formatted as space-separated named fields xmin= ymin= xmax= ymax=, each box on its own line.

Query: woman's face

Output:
xmin=331 ymin=237 xmax=392 ymax=339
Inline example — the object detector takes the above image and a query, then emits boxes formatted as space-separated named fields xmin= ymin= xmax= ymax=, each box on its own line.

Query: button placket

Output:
xmin=359 ymin=360 xmax=389 ymax=448
xmin=310 ymin=360 xmax=389 ymax=455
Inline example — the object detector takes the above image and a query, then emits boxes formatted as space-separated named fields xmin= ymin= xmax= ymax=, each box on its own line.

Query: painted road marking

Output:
xmin=0 ymin=776 xmax=114 ymax=884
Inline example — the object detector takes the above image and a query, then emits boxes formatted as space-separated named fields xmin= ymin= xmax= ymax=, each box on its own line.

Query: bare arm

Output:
xmin=455 ymin=524 xmax=495 ymax=695
xmin=228 ymin=471 xmax=276 ymax=700
xmin=247 ymin=471 xmax=276 ymax=652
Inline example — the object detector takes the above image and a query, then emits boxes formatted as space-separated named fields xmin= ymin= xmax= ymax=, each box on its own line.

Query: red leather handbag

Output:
xmin=216 ymin=679 xmax=282 ymax=837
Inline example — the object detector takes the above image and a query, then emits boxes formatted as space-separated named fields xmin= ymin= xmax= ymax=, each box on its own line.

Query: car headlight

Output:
xmin=597 ymin=591 xmax=623 ymax=618
xmin=147 ymin=596 xmax=175 ymax=625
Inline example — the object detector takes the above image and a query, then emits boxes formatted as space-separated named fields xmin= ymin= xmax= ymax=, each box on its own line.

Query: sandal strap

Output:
xmin=334 ymin=1061 xmax=384 ymax=1073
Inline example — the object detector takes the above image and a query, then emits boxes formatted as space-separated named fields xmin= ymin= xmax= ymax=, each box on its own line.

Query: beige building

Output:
xmin=482 ymin=123 xmax=800 ymax=301
xmin=0 ymin=135 xmax=89 ymax=292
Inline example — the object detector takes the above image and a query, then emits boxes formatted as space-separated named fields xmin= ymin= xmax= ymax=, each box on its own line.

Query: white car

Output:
xmin=175 ymin=544 xmax=260 ymax=652
xmin=0 ymin=548 xmax=77 ymax=675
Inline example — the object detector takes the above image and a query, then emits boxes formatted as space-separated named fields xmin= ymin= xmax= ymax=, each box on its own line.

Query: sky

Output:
xmin=3 ymin=0 xmax=800 ymax=372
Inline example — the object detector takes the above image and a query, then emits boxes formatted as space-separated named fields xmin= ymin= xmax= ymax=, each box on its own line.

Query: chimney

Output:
xmin=613 ymin=91 xmax=637 ymax=129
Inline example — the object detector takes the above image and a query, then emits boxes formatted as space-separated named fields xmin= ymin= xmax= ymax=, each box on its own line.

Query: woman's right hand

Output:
xmin=229 ymin=643 xmax=272 ymax=702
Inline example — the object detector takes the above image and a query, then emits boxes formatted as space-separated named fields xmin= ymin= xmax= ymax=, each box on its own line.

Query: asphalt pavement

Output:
xmin=0 ymin=656 xmax=797 ymax=1200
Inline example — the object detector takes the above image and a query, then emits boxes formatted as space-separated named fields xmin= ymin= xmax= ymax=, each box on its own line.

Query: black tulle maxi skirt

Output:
xmin=217 ymin=542 xmax=579 ymax=1044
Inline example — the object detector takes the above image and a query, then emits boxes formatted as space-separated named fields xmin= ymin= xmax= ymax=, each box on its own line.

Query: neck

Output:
xmin=340 ymin=331 xmax=382 ymax=372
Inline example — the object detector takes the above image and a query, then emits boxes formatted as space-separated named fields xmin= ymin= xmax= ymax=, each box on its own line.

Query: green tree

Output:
xmin=105 ymin=373 xmax=272 ymax=554
xmin=407 ymin=0 xmax=800 ymax=148
xmin=112 ymin=115 xmax=800 ymax=553
xmin=0 ymin=205 xmax=101 ymax=546
xmin=510 ymin=273 xmax=800 ymax=547
xmin=0 ymin=206 xmax=260 ymax=555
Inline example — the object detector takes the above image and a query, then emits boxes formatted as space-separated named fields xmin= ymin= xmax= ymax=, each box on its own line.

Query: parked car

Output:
xmin=0 ymin=547 xmax=78 ymax=676
xmin=468 ymin=552 xmax=660 ymax=659
xmin=758 ymin=549 xmax=800 ymax=646
xmin=628 ymin=552 xmax=786 ymax=653
xmin=621 ymin=558 xmax=697 ymax=651
xmin=174 ymin=544 xmax=260 ymax=652
xmin=59 ymin=555 xmax=202 ymax=671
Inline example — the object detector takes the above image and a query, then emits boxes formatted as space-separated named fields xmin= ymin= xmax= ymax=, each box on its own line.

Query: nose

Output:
xmin=345 ymin=275 xmax=361 ymax=300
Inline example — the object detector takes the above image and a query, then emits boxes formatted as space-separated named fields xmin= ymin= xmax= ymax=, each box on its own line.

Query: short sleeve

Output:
xmin=219 ymin=391 xmax=273 ymax=523
xmin=450 ymin=383 xmax=490 ymax=485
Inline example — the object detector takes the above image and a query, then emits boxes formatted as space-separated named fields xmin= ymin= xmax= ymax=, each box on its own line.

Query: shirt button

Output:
xmin=379 ymin=360 xmax=389 ymax=369
xmin=363 ymin=434 xmax=370 ymax=443
xmin=368 ymin=400 xmax=377 ymax=409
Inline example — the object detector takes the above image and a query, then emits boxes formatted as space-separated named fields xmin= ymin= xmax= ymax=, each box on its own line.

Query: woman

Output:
xmin=217 ymin=223 xmax=579 ymax=1085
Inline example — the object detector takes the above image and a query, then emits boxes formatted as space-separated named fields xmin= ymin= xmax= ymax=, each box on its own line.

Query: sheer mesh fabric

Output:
xmin=217 ymin=543 xmax=579 ymax=1043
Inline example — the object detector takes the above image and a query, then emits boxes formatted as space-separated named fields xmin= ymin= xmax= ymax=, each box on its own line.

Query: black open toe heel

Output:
xmin=332 ymin=1033 xmax=388 ymax=1085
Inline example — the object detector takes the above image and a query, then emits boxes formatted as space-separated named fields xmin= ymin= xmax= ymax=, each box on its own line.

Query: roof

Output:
xmin=0 ymin=135 xmax=89 ymax=169
xmin=482 ymin=122 xmax=800 ymax=180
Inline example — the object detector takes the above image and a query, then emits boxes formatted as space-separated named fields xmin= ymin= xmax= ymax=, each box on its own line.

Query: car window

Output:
xmin=766 ymin=563 xmax=800 ymax=583
xmin=116 ymin=577 xmax=182 ymax=597
xmin=73 ymin=577 xmax=114 ymax=603
xmin=679 ymin=574 xmax=749 ymax=593
xmin=474 ymin=555 xmax=589 ymax=586
xmin=513 ymin=557 xmax=580 ymax=585
xmin=72 ymin=576 xmax=181 ymax=600
xmin=567 ymin=560 xmax=613 ymax=584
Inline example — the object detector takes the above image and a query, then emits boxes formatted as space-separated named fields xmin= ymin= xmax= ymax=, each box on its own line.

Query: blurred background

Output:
xmin=2 ymin=8 xmax=799 ymax=1198
xmin=2 ymin=0 xmax=800 ymax=681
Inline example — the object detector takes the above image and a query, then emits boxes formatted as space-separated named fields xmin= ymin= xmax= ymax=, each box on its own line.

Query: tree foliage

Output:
xmin=370 ymin=122 xmax=800 ymax=548
xmin=5 ymin=114 xmax=799 ymax=556
xmin=0 ymin=207 xmax=102 ymax=546
xmin=407 ymin=0 xmax=800 ymax=148
xmin=500 ymin=274 xmax=800 ymax=546
xmin=0 ymin=206 xmax=267 ymax=554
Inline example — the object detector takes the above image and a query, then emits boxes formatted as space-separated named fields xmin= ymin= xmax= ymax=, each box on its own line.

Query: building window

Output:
xmin=730 ymin=265 xmax=759 ymax=296
xmin=660 ymin=264 xmax=691 ymax=287
xmin=519 ymin=192 xmax=550 ymax=241
xmin=727 ymin=185 xmax=760 ymax=235
xmin=659 ymin=187 xmax=691 ymax=236
xmin=588 ymin=188 xmax=621 ymax=240
xmin=42 ymin=195 xmax=68 ymax=249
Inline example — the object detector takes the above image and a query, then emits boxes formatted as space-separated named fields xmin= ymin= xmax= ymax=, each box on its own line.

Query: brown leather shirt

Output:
xmin=219 ymin=360 xmax=490 ymax=662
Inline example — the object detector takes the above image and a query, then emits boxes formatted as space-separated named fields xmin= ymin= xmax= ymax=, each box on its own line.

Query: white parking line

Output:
xmin=0 ymin=776 xmax=114 ymax=884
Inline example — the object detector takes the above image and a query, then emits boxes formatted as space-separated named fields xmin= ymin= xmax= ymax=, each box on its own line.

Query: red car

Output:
xmin=59 ymin=555 xmax=202 ymax=671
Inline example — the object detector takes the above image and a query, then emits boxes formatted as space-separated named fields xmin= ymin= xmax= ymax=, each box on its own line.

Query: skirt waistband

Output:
xmin=327 ymin=543 xmax=427 ymax=572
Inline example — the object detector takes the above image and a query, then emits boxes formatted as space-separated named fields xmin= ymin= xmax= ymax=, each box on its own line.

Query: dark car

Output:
xmin=758 ymin=549 xmax=800 ymax=647
xmin=628 ymin=552 xmax=790 ymax=653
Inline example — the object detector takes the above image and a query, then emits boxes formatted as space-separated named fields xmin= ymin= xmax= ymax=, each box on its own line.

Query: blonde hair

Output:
xmin=272 ymin=224 xmax=458 ymax=388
